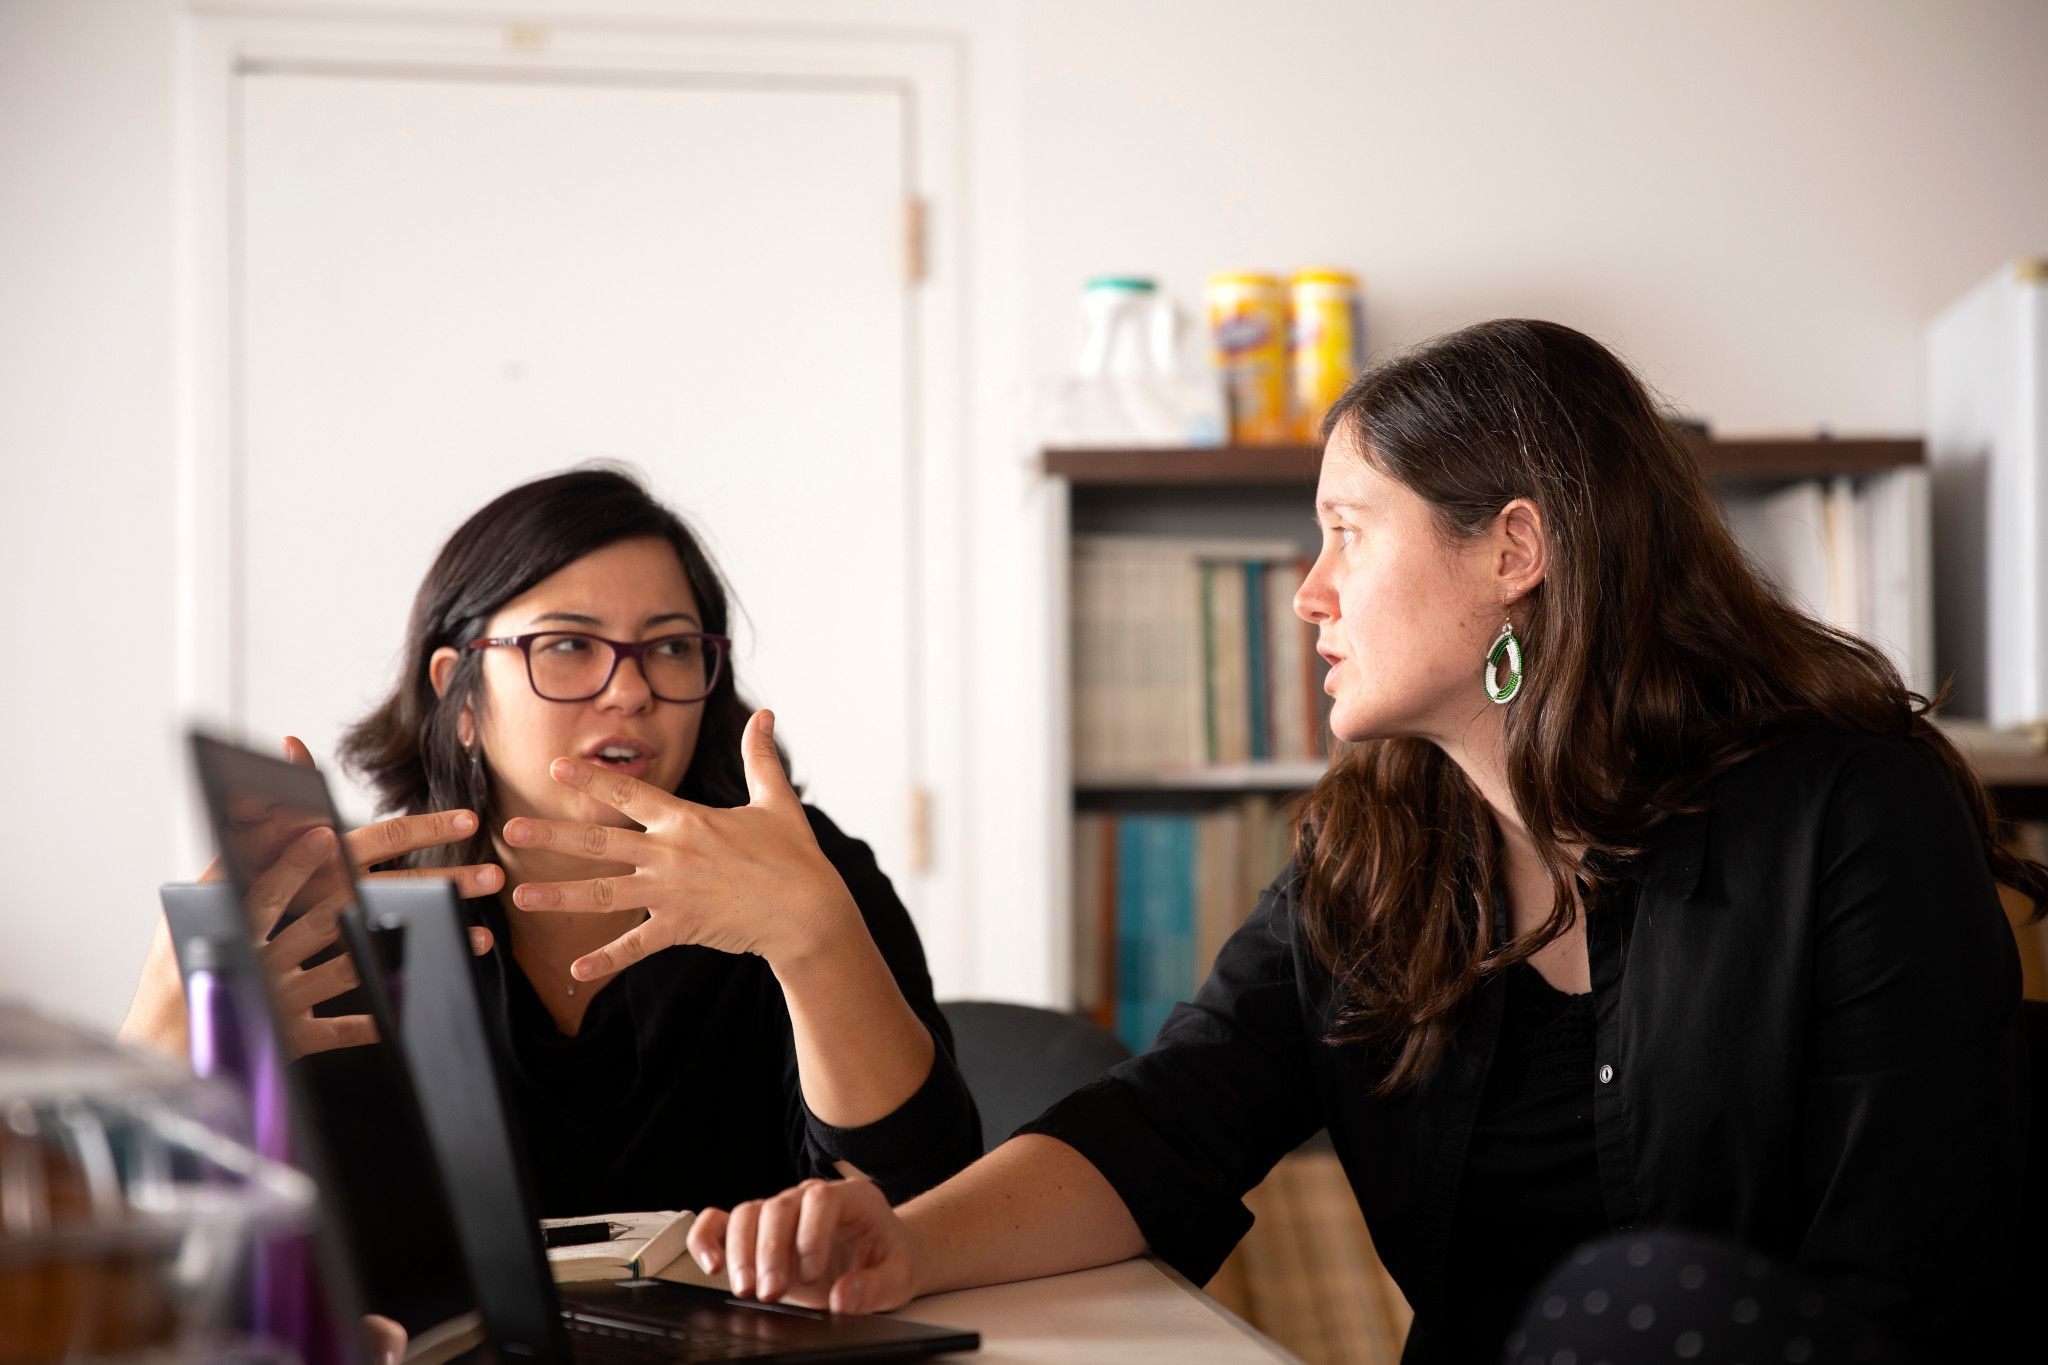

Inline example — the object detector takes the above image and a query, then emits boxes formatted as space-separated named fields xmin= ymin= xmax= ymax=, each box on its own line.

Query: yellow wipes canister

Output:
xmin=1291 ymin=269 xmax=1363 ymax=442
xmin=1205 ymin=272 xmax=1291 ymax=445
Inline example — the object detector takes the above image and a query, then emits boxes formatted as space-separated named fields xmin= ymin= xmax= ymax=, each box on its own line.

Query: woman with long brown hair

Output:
xmin=684 ymin=320 xmax=2043 ymax=1362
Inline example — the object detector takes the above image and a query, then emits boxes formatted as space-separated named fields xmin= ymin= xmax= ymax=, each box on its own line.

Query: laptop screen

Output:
xmin=346 ymin=880 xmax=571 ymax=1359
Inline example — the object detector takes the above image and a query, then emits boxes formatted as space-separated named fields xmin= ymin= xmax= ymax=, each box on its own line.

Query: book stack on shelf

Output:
xmin=1071 ymin=535 xmax=1330 ymax=783
xmin=1072 ymin=797 xmax=1294 ymax=1053
xmin=1721 ymin=469 xmax=1933 ymax=692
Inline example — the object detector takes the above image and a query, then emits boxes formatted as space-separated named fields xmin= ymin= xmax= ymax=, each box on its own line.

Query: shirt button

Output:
xmin=1598 ymin=1063 xmax=1615 ymax=1084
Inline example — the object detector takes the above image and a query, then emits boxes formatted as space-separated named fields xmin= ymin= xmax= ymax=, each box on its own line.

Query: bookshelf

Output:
xmin=1044 ymin=432 xmax=1926 ymax=486
xmin=1075 ymin=760 xmax=1330 ymax=795
xmin=1046 ymin=435 xmax=2048 ymax=1024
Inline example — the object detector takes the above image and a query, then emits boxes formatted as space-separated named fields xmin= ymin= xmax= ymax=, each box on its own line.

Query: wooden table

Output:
xmin=885 ymin=1256 xmax=1300 ymax=1363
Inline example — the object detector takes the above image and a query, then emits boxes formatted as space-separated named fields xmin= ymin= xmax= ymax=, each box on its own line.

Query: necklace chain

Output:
xmin=506 ymin=917 xmax=583 ymax=997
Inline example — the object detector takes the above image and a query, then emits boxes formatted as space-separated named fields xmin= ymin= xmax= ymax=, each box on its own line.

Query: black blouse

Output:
xmin=1021 ymin=729 xmax=2029 ymax=1362
xmin=1434 ymin=962 xmax=1608 ymax=1361
xmin=472 ymin=804 xmax=981 ymax=1217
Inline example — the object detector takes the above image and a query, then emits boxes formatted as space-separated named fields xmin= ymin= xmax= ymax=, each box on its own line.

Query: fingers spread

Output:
xmin=352 ymin=809 xmax=479 ymax=867
xmin=287 ymin=1011 xmax=377 ymax=1060
xmin=570 ymin=922 xmax=666 ymax=982
xmin=512 ymin=875 xmax=639 ymax=914
xmin=546 ymin=758 xmax=672 ymax=825
xmin=364 ymin=861 xmax=503 ymax=897
xmin=740 ymin=710 xmax=795 ymax=810
xmin=276 ymin=951 xmax=359 ymax=1014
xmin=259 ymin=898 xmax=347 ymax=972
xmin=502 ymin=816 xmax=648 ymax=865
xmin=243 ymin=826 xmax=338 ymax=935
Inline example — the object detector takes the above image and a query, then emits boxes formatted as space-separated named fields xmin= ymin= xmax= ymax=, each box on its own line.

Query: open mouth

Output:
xmin=584 ymin=740 xmax=653 ymax=776
xmin=1318 ymin=650 xmax=1345 ymax=694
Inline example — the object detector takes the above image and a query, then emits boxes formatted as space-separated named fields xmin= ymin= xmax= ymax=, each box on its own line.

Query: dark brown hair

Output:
xmin=340 ymin=466 xmax=773 ymax=870
xmin=1294 ymin=319 xmax=2048 ymax=1094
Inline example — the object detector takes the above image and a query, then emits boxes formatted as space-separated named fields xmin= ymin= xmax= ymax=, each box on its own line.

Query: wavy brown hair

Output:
xmin=1295 ymin=319 xmax=2048 ymax=1095
xmin=340 ymin=466 xmax=778 ymax=872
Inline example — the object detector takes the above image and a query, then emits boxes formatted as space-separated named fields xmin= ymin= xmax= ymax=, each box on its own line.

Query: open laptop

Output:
xmin=185 ymin=731 xmax=980 ymax=1364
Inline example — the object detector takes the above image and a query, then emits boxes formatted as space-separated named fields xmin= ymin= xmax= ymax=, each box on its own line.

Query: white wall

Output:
xmin=0 ymin=1 xmax=181 ymax=1030
xmin=5 ymin=0 xmax=2047 ymax=1030
xmin=1013 ymin=0 xmax=2048 ymax=428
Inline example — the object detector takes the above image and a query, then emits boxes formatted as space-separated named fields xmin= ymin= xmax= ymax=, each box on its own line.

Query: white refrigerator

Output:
xmin=1928 ymin=259 xmax=2048 ymax=730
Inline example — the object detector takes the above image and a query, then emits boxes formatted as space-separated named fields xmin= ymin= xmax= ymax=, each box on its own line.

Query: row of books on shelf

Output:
xmin=1073 ymin=798 xmax=1296 ymax=1053
xmin=1072 ymin=535 xmax=1330 ymax=780
xmin=1721 ymin=468 xmax=1933 ymax=691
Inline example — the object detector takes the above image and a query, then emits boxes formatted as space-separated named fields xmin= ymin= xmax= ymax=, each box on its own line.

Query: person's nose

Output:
xmin=1294 ymin=552 xmax=1336 ymax=625
xmin=597 ymin=649 xmax=655 ymax=713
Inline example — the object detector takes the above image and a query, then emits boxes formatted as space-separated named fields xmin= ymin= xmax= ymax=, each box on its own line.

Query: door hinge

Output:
xmin=904 ymin=196 xmax=929 ymax=286
xmin=907 ymin=784 xmax=933 ymax=875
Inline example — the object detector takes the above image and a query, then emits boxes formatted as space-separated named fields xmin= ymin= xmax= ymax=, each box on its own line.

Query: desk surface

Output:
xmin=885 ymin=1256 xmax=1300 ymax=1363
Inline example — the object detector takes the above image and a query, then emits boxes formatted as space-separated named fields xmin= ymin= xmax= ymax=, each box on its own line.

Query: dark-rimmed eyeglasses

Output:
xmin=463 ymin=631 xmax=729 ymax=703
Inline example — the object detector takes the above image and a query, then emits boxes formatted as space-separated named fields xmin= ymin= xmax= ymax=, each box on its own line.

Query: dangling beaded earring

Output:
xmin=1484 ymin=619 xmax=1523 ymax=704
xmin=460 ymin=711 xmax=486 ymax=789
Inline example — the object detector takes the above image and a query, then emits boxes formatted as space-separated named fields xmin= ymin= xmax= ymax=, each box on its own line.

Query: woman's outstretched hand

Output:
xmin=501 ymin=710 xmax=860 ymax=982
xmin=237 ymin=738 xmax=505 ymax=1056
xmin=687 ymin=1176 xmax=920 ymax=1315
xmin=120 ymin=736 xmax=502 ymax=1059
xmin=276 ymin=736 xmax=504 ymax=927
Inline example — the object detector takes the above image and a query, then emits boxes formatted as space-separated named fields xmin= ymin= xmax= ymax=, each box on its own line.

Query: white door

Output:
xmin=235 ymin=69 xmax=922 ymax=907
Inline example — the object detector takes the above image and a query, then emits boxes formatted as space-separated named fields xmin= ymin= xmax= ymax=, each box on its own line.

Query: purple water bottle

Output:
xmin=186 ymin=935 xmax=346 ymax=1365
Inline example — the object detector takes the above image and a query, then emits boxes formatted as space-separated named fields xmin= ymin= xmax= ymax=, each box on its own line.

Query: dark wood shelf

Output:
xmin=1044 ymin=434 xmax=1923 ymax=488
xmin=1045 ymin=445 xmax=1319 ymax=486
xmin=1690 ymin=435 xmax=1923 ymax=480
xmin=1063 ymin=726 xmax=2048 ymax=813
xmin=1940 ymin=722 xmax=2048 ymax=821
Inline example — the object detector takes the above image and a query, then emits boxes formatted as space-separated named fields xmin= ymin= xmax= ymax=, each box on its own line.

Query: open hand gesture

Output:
xmin=501 ymin=710 xmax=859 ymax=982
xmin=123 ymin=737 xmax=503 ymax=1061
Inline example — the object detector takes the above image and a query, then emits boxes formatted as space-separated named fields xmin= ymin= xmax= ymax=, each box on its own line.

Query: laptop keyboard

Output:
xmin=562 ymin=1308 xmax=785 ymax=1362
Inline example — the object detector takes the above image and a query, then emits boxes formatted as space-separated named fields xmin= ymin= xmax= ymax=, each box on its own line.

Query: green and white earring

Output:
xmin=1484 ymin=619 xmax=1523 ymax=704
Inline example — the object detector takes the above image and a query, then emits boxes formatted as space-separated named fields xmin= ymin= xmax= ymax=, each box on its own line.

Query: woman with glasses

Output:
xmin=124 ymin=467 xmax=980 ymax=1223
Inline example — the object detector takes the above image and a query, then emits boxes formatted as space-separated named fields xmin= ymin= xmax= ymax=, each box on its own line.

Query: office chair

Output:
xmin=939 ymin=1001 xmax=1133 ymax=1153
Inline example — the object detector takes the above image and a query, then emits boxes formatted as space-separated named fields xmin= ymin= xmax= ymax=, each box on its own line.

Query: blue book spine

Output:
xmin=1161 ymin=817 xmax=1198 ymax=1021
xmin=1113 ymin=815 xmax=1202 ymax=1053
xmin=1245 ymin=562 xmax=1270 ymax=762
xmin=1113 ymin=817 xmax=1157 ymax=1053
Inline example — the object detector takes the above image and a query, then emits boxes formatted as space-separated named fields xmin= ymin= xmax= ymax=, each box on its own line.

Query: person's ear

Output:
xmin=428 ymin=647 xmax=459 ymax=699
xmin=1493 ymin=497 xmax=1549 ymax=605
xmin=428 ymin=647 xmax=477 ymax=748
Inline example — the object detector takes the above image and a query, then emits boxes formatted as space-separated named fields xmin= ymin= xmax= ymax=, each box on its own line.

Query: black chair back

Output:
xmin=939 ymin=1001 xmax=1133 ymax=1153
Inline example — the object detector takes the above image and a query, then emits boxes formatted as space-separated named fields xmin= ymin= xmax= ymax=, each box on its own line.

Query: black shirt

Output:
xmin=1021 ymin=729 xmax=2028 ymax=1362
xmin=1434 ymin=962 xmax=1608 ymax=1361
xmin=473 ymin=804 xmax=981 ymax=1216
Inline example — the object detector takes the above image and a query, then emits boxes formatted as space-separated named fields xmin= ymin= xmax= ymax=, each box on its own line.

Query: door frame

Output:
xmin=178 ymin=4 xmax=976 ymax=984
